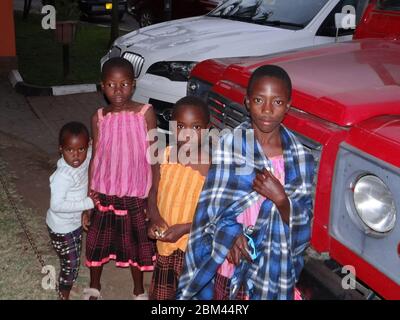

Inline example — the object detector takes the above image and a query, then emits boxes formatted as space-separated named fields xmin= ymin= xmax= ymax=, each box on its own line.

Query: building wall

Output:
xmin=0 ymin=0 xmax=17 ymax=72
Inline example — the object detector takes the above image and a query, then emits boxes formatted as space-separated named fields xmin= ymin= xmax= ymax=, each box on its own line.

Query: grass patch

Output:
xmin=0 ymin=159 xmax=89 ymax=300
xmin=15 ymin=12 xmax=127 ymax=86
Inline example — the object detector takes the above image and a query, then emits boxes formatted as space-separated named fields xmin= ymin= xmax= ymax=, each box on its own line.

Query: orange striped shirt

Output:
xmin=156 ymin=147 xmax=206 ymax=256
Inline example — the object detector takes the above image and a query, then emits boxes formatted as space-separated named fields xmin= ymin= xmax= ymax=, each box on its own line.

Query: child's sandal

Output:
xmin=132 ymin=291 xmax=149 ymax=300
xmin=83 ymin=288 xmax=102 ymax=300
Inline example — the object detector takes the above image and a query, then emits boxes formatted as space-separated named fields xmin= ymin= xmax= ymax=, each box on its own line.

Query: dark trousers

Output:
xmin=48 ymin=226 xmax=82 ymax=290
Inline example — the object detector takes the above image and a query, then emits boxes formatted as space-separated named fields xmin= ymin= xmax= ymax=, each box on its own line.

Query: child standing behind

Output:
xmin=148 ymin=96 xmax=211 ymax=300
xmin=83 ymin=57 xmax=164 ymax=300
xmin=46 ymin=122 xmax=98 ymax=300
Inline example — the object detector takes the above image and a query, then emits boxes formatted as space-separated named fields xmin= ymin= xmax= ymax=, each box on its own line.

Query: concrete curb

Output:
xmin=8 ymin=69 xmax=101 ymax=96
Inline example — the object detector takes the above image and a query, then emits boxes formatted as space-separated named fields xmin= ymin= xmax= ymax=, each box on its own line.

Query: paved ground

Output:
xmin=0 ymin=74 xmax=152 ymax=299
xmin=1 ymin=74 xmax=104 ymax=157
xmin=27 ymin=92 xmax=105 ymax=155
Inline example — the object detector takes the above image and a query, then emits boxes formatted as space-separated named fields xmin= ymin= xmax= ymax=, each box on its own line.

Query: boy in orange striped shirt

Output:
xmin=148 ymin=96 xmax=211 ymax=300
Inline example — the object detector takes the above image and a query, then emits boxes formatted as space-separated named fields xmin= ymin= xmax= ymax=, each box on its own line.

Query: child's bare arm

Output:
xmin=88 ymin=111 xmax=99 ymax=194
xmin=82 ymin=211 xmax=91 ymax=232
xmin=144 ymin=105 xmax=168 ymax=238
xmin=82 ymin=111 xmax=99 ymax=230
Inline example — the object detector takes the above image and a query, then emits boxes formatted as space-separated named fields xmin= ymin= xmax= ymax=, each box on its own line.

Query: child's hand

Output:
xmin=159 ymin=224 xmax=189 ymax=243
xmin=253 ymin=168 xmax=291 ymax=224
xmin=227 ymin=234 xmax=252 ymax=265
xmin=89 ymin=190 xmax=100 ymax=206
xmin=147 ymin=214 xmax=169 ymax=240
xmin=82 ymin=210 xmax=92 ymax=232
xmin=252 ymin=168 xmax=287 ymax=207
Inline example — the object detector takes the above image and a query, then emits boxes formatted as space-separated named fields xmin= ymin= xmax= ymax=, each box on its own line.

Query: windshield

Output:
xmin=378 ymin=0 xmax=400 ymax=11
xmin=208 ymin=0 xmax=329 ymax=29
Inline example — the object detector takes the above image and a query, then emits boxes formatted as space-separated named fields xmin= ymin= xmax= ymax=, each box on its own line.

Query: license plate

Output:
xmin=105 ymin=3 xmax=112 ymax=10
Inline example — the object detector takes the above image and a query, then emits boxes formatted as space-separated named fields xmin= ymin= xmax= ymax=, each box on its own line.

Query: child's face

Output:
xmin=246 ymin=76 xmax=291 ymax=134
xmin=59 ymin=133 xmax=89 ymax=168
xmin=172 ymin=105 xmax=210 ymax=148
xmin=101 ymin=67 xmax=135 ymax=107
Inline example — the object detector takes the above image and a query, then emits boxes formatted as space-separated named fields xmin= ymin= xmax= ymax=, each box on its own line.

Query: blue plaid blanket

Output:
xmin=177 ymin=121 xmax=315 ymax=300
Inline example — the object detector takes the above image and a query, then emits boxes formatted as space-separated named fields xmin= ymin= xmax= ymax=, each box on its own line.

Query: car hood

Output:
xmin=347 ymin=116 xmax=400 ymax=167
xmin=114 ymin=16 xmax=297 ymax=62
xmin=197 ymin=39 xmax=400 ymax=127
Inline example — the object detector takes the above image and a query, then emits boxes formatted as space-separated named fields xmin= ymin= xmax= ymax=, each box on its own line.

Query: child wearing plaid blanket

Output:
xmin=177 ymin=65 xmax=315 ymax=300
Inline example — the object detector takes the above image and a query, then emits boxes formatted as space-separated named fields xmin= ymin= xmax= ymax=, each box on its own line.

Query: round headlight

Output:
xmin=353 ymin=175 xmax=396 ymax=233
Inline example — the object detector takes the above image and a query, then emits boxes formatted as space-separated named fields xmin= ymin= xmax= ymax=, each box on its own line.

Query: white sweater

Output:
xmin=46 ymin=148 xmax=94 ymax=234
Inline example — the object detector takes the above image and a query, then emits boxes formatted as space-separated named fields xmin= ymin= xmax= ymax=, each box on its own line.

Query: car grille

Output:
xmin=207 ymin=92 xmax=249 ymax=129
xmin=122 ymin=52 xmax=144 ymax=78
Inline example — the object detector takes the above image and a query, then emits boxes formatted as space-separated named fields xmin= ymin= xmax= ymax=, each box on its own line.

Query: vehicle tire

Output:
xmin=139 ymin=9 xmax=154 ymax=27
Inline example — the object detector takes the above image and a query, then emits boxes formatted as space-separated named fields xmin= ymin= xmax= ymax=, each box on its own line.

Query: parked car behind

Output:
xmin=102 ymin=0 xmax=369 ymax=130
xmin=128 ymin=0 xmax=221 ymax=27
xmin=79 ymin=0 xmax=127 ymax=19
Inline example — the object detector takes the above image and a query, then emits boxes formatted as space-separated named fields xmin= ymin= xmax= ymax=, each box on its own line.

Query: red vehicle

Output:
xmin=354 ymin=0 xmax=400 ymax=39
xmin=187 ymin=0 xmax=400 ymax=299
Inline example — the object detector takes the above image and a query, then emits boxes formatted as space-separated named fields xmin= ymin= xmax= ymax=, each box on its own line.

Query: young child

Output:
xmin=83 ymin=57 xmax=164 ymax=300
xmin=148 ymin=96 xmax=211 ymax=300
xmin=177 ymin=65 xmax=315 ymax=300
xmin=46 ymin=121 xmax=97 ymax=300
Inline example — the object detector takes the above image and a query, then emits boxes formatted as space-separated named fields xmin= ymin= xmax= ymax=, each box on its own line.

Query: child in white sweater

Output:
xmin=46 ymin=122 xmax=98 ymax=300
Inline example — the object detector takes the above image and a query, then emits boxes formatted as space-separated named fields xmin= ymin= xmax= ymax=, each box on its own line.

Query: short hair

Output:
xmin=59 ymin=121 xmax=90 ymax=146
xmin=101 ymin=57 xmax=135 ymax=80
xmin=172 ymin=96 xmax=210 ymax=123
xmin=247 ymin=65 xmax=292 ymax=99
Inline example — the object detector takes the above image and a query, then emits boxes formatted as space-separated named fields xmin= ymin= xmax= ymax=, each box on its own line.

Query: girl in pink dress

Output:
xmin=83 ymin=57 xmax=167 ymax=300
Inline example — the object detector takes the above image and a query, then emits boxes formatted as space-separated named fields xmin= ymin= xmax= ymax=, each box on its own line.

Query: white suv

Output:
xmin=101 ymin=0 xmax=368 ymax=130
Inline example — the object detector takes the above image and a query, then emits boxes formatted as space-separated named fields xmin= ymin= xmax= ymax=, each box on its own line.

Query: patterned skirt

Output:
xmin=85 ymin=194 xmax=156 ymax=270
xmin=213 ymin=272 xmax=247 ymax=300
xmin=149 ymin=249 xmax=185 ymax=300
xmin=213 ymin=273 xmax=304 ymax=300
